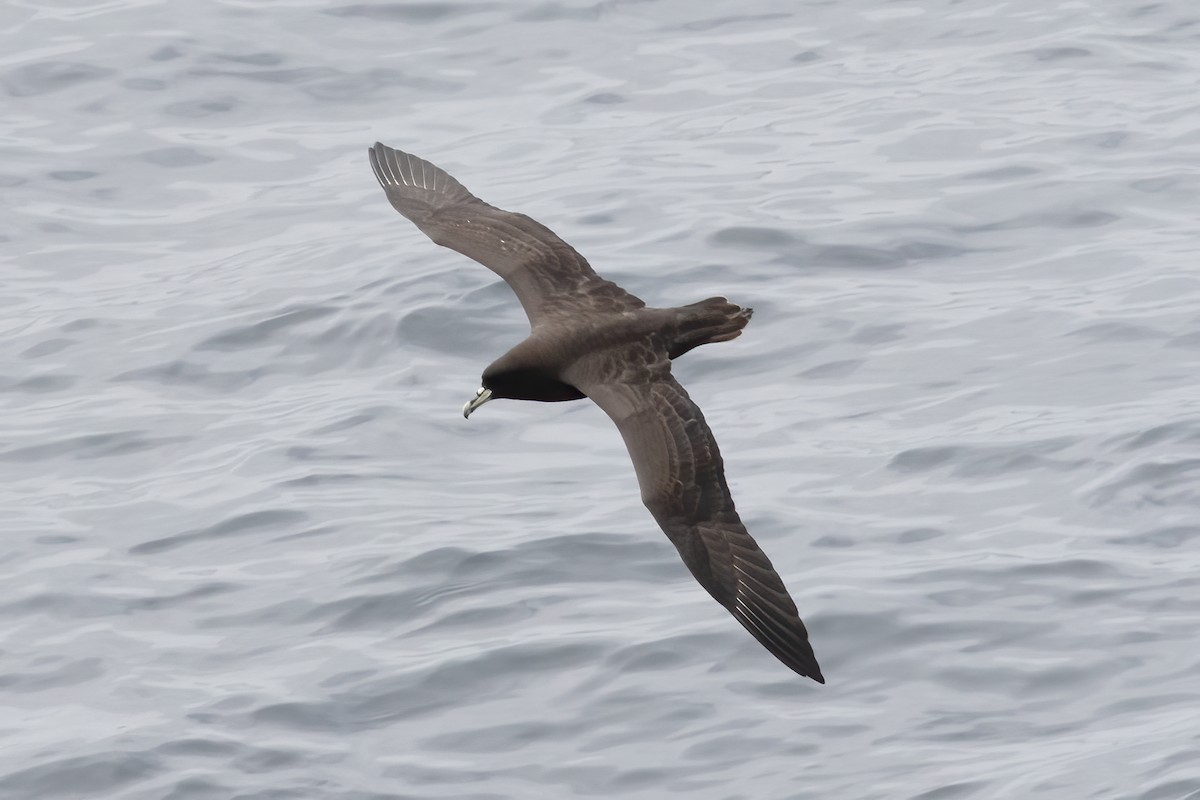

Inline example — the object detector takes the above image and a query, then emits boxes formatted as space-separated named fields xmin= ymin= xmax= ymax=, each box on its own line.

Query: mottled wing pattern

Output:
xmin=568 ymin=346 xmax=824 ymax=682
xmin=368 ymin=143 xmax=644 ymax=326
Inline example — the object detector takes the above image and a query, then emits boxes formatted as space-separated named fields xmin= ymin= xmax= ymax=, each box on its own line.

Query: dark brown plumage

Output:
xmin=368 ymin=142 xmax=824 ymax=683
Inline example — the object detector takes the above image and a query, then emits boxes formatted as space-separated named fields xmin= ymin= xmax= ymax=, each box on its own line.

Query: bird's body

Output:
xmin=369 ymin=143 xmax=824 ymax=683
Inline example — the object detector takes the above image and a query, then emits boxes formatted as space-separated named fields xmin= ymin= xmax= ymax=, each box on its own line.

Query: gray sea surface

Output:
xmin=3 ymin=1 xmax=1200 ymax=798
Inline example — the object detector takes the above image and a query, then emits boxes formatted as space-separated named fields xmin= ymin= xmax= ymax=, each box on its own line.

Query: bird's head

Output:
xmin=462 ymin=361 xmax=585 ymax=419
xmin=462 ymin=362 xmax=510 ymax=419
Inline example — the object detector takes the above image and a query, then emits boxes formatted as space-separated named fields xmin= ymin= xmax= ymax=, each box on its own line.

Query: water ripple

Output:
xmin=3 ymin=0 xmax=1200 ymax=798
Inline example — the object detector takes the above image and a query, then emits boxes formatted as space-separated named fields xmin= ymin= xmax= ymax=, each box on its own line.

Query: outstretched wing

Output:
xmin=368 ymin=142 xmax=644 ymax=326
xmin=568 ymin=349 xmax=824 ymax=683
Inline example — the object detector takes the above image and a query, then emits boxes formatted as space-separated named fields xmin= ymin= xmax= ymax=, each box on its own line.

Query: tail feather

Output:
xmin=668 ymin=296 xmax=753 ymax=359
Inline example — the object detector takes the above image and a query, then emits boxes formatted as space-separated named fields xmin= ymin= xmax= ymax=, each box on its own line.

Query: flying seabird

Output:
xmin=368 ymin=142 xmax=824 ymax=683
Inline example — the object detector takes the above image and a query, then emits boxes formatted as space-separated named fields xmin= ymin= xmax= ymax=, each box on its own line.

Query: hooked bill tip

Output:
xmin=462 ymin=386 xmax=492 ymax=419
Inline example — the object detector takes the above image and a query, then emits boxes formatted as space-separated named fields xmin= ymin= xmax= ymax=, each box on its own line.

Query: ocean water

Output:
xmin=3 ymin=1 xmax=1200 ymax=798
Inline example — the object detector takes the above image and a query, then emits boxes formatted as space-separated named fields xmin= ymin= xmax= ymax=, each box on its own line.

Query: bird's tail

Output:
xmin=668 ymin=297 xmax=753 ymax=359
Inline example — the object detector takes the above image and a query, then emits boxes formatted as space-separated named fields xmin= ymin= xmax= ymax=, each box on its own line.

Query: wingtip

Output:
xmin=803 ymin=651 xmax=825 ymax=684
xmin=368 ymin=141 xmax=399 ymax=171
xmin=366 ymin=143 xmax=477 ymax=208
xmin=790 ymin=655 xmax=825 ymax=684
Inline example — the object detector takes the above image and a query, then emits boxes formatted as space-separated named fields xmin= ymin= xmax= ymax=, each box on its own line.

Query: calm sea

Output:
xmin=3 ymin=1 xmax=1199 ymax=798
